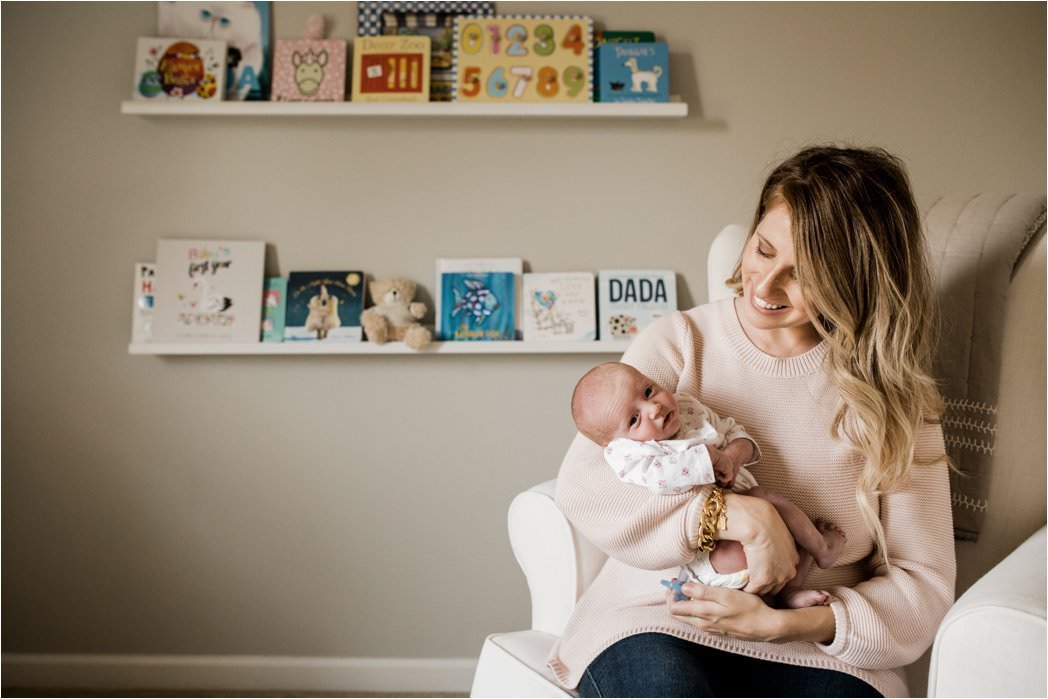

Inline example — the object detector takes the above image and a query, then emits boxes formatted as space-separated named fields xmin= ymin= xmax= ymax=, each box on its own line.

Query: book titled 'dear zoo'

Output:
xmin=284 ymin=272 xmax=365 ymax=341
xmin=153 ymin=239 xmax=266 ymax=343
xmin=598 ymin=269 xmax=677 ymax=341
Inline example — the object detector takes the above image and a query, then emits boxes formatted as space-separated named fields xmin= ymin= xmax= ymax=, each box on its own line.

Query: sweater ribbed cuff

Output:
xmin=816 ymin=594 xmax=850 ymax=658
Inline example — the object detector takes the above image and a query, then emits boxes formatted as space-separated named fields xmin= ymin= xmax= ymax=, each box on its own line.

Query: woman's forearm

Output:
xmin=771 ymin=604 xmax=836 ymax=644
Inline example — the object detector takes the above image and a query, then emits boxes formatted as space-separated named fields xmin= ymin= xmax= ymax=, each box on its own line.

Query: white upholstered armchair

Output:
xmin=471 ymin=197 xmax=1046 ymax=698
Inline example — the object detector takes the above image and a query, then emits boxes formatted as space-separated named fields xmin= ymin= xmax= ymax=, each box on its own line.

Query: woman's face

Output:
xmin=738 ymin=202 xmax=816 ymax=335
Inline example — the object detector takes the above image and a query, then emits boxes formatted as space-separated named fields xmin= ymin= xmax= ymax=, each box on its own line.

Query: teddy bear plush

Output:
xmin=360 ymin=278 xmax=432 ymax=350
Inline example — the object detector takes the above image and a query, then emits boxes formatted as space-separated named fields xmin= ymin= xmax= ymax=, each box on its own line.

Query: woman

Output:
xmin=549 ymin=146 xmax=955 ymax=697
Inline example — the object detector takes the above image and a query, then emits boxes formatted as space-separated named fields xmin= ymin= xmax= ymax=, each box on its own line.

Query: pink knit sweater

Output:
xmin=548 ymin=300 xmax=956 ymax=697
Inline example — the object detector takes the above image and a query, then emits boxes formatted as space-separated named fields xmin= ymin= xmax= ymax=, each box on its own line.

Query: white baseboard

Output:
xmin=2 ymin=653 xmax=477 ymax=693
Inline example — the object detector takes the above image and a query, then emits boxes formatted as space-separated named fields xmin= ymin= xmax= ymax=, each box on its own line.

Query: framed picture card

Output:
xmin=133 ymin=37 xmax=226 ymax=101
xmin=452 ymin=15 xmax=594 ymax=103
xmin=351 ymin=35 xmax=431 ymax=102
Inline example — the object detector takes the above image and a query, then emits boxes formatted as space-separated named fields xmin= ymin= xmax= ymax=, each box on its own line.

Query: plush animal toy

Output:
xmin=361 ymin=278 xmax=432 ymax=350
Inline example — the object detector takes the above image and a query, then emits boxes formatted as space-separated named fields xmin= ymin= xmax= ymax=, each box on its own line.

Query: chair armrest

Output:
xmin=928 ymin=526 xmax=1046 ymax=697
xmin=508 ymin=480 xmax=607 ymax=637
xmin=707 ymin=224 xmax=747 ymax=302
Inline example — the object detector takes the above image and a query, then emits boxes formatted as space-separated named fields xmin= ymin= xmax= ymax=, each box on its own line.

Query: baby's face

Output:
xmin=599 ymin=366 xmax=680 ymax=443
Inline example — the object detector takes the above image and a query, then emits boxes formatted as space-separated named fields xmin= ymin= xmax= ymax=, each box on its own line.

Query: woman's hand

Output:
xmin=666 ymin=582 xmax=784 ymax=642
xmin=719 ymin=492 xmax=799 ymax=595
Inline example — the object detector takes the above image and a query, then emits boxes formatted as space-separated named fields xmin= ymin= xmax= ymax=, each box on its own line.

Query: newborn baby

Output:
xmin=571 ymin=362 xmax=845 ymax=608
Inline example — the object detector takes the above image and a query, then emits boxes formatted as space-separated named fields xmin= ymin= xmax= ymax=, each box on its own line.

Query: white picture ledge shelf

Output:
xmin=120 ymin=99 xmax=688 ymax=119
xmin=128 ymin=341 xmax=630 ymax=356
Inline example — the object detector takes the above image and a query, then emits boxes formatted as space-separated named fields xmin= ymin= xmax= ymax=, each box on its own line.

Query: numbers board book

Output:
xmin=452 ymin=15 xmax=593 ymax=103
xmin=261 ymin=277 xmax=287 ymax=342
xmin=133 ymin=37 xmax=227 ymax=101
xmin=434 ymin=257 xmax=523 ymax=339
xmin=593 ymin=30 xmax=655 ymax=102
xmin=440 ymin=271 xmax=515 ymax=341
xmin=131 ymin=262 xmax=156 ymax=343
xmin=158 ymin=1 xmax=272 ymax=100
xmin=153 ymin=240 xmax=266 ymax=343
xmin=352 ymin=35 xmax=431 ymax=102
xmin=284 ymin=272 xmax=365 ymax=341
xmin=598 ymin=270 xmax=677 ymax=341
xmin=522 ymin=272 xmax=596 ymax=341
xmin=597 ymin=41 xmax=669 ymax=103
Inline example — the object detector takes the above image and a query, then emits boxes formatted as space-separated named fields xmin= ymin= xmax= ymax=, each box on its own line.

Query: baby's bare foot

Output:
xmin=782 ymin=588 xmax=833 ymax=609
xmin=814 ymin=519 xmax=846 ymax=569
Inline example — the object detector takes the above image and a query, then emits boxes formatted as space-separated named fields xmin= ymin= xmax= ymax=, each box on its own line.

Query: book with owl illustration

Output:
xmin=522 ymin=272 xmax=596 ymax=342
xmin=131 ymin=262 xmax=157 ymax=344
xmin=284 ymin=272 xmax=365 ymax=341
xmin=133 ymin=37 xmax=227 ymax=101
xmin=597 ymin=270 xmax=677 ymax=341
xmin=261 ymin=277 xmax=287 ymax=342
xmin=152 ymin=240 xmax=266 ymax=343
xmin=434 ymin=257 xmax=522 ymax=340
xmin=158 ymin=1 xmax=272 ymax=100
xmin=597 ymin=41 xmax=669 ymax=103
xmin=439 ymin=272 xmax=515 ymax=341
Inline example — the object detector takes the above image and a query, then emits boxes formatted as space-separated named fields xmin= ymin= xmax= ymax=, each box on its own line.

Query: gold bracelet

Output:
xmin=696 ymin=487 xmax=727 ymax=552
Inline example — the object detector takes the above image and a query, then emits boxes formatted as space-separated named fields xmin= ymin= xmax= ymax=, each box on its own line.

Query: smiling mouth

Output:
xmin=753 ymin=294 xmax=789 ymax=311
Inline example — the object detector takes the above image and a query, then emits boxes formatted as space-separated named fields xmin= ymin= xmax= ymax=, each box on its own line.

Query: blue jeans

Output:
xmin=577 ymin=633 xmax=882 ymax=698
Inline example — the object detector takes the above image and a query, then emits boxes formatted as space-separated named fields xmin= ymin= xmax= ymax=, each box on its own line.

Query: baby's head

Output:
xmin=571 ymin=362 xmax=680 ymax=446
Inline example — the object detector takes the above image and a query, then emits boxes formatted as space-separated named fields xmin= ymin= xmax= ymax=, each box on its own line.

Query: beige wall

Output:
xmin=2 ymin=0 xmax=1044 ymax=667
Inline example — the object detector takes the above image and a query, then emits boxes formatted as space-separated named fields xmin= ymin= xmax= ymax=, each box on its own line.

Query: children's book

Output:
xmin=434 ymin=258 xmax=522 ymax=339
xmin=153 ymin=240 xmax=266 ymax=343
xmin=597 ymin=270 xmax=677 ymax=341
xmin=261 ymin=277 xmax=287 ymax=342
xmin=593 ymin=30 xmax=655 ymax=102
xmin=522 ymin=272 xmax=596 ymax=342
xmin=597 ymin=42 xmax=669 ymax=103
xmin=133 ymin=37 xmax=227 ymax=101
xmin=158 ymin=1 xmax=272 ymax=100
xmin=271 ymin=39 xmax=347 ymax=101
xmin=284 ymin=272 xmax=365 ymax=341
xmin=440 ymin=271 xmax=515 ymax=341
xmin=131 ymin=262 xmax=156 ymax=343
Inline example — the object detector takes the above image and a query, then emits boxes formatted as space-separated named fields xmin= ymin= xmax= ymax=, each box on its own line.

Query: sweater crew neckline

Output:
xmin=718 ymin=298 xmax=828 ymax=378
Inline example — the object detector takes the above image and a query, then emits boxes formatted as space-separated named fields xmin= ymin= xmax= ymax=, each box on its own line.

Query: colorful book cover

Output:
xmin=284 ymin=272 xmax=365 ymax=341
xmin=261 ymin=277 xmax=287 ymax=342
xmin=271 ymin=39 xmax=348 ymax=102
xmin=133 ymin=37 xmax=227 ymax=101
xmin=597 ymin=42 xmax=669 ymax=103
xmin=158 ymin=1 xmax=272 ymax=100
xmin=440 ymin=271 xmax=515 ymax=341
xmin=352 ymin=35 xmax=431 ymax=103
xmin=153 ymin=240 xmax=266 ymax=343
xmin=434 ymin=257 xmax=523 ymax=339
xmin=131 ymin=262 xmax=156 ymax=343
xmin=598 ymin=270 xmax=677 ymax=341
xmin=522 ymin=272 xmax=596 ymax=342
xmin=593 ymin=30 xmax=655 ymax=102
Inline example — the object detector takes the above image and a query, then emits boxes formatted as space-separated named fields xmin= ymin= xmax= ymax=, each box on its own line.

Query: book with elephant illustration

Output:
xmin=522 ymin=272 xmax=596 ymax=342
xmin=597 ymin=270 xmax=677 ymax=341
xmin=152 ymin=239 xmax=266 ymax=343
xmin=284 ymin=271 xmax=365 ymax=341
xmin=439 ymin=272 xmax=516 ymax=341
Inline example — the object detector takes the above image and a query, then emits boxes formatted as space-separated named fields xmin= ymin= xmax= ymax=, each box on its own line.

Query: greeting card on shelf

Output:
xmin=158 ymin=1 xmax=272 ymax=100
xmin=522 ymin=272 xmax=596 ymax=342
xmin=440 ymin=271 xmax=516 ymax=341
xmin=434 ymin=257 xmax=523 ymax=339
xmin=153 ymin=240 xmax=266 ymax=343
xmin=351 ymin=35 xmax=431 ymax=102
xmin=261 ymin=277 xmax=287 ymax=342
xmin=131 ymin=262 xmax=156 ymax=344
xmin=597 ymin=42 xmax=669 ymax=103
xmin=272 ymin=15 xmax=347 ymax=102
xmin=284 ymin=272 xmax=365 ymax=341
xmin=453 ymin=15 xmax=593 ymax=103
xmin=597 ymin=270 xmax=677 ymax=341
xmin=133 ymin=37 xmax=227 ymax=101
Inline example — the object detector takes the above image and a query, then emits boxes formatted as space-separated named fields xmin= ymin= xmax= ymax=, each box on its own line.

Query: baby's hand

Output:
xmin=706 ymin=445 xmax=738 ymax=488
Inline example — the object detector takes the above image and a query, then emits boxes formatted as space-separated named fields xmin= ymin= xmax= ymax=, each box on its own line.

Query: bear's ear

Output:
xmin=399 ymin=279 xmax=417 ymax=297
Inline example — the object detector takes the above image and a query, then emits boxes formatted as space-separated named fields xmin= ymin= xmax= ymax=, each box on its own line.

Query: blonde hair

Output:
xmin=728 ymin=145 xmax=945 ymax=566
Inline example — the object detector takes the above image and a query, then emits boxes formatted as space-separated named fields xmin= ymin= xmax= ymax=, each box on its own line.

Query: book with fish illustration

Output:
xmin=439 ymin=272 xmax=516 ymax=341
xmin=153 ymin=239 xmax=266 ymax=343
xmin=284 ymin=271 xmax=365 ymax=341
xmin=434 ymin=257 xmax=523 ymax=339
xmin=261 ymin=277 xmax=287 ymax=342
xmin=131 ymin=262 xmax=156 ymax=344
xmin=597 ymin=269 xmax=677 ymax=341
xmin=522 ymin=272 xmax=596 ymax=342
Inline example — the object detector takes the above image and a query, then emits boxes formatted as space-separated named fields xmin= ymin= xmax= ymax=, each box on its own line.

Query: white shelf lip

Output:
xmin=120 ymin=99 xmax=688 ymax=119
xmin=128 ymin=341 xmax=631 ymax=356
